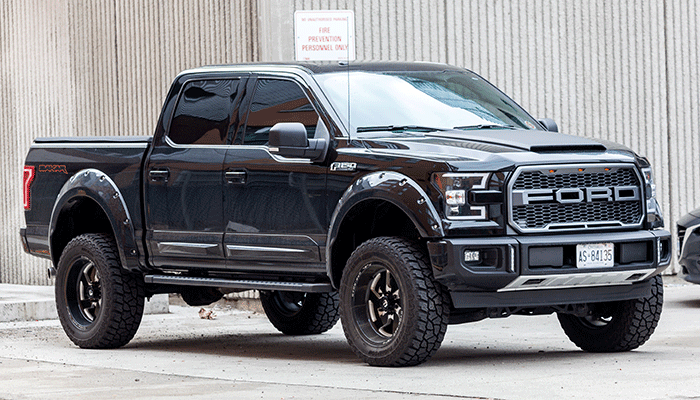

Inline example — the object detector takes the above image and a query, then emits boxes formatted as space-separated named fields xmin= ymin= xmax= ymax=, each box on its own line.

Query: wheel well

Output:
xmin=51 ymin=197 xmax=113 ymax=265
xmin=330 ymin=199 xmax=423 ymax=287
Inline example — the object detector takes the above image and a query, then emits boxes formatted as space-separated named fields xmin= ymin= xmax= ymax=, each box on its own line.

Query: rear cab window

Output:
xmin=168 ymin=79 xmax=241 ymax=145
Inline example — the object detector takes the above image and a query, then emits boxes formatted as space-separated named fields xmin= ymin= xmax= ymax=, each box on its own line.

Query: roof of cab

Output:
xmin=179 ymin=61 xmax=466 ymax=77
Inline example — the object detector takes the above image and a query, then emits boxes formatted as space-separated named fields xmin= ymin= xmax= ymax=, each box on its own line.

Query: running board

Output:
xmin=144 ymin=274 xmax=333 ymax=293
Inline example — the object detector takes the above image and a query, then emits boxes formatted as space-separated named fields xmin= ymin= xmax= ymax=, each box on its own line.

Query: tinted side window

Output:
xmin=169 ymin=79 xmax=239 ymax=145
xmin=243 ymin=79 xmax=318 ymax=145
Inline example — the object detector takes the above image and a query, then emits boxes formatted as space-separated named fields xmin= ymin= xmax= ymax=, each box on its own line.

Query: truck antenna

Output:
xmin=346 ymin=19 xmax=351 ymax=142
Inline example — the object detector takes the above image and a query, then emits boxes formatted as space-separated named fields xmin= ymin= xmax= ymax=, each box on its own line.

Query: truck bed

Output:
xmin=22 ymin=136 xmax=151 ymax=259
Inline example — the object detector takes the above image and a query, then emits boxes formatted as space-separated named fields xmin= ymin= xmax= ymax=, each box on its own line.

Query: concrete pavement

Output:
xmin=0 ymin=277 xmax=699 ymax=399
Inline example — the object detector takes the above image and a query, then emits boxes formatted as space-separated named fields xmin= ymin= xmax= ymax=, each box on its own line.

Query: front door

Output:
xmin=223 ymin=77 xmax=329 ymax=276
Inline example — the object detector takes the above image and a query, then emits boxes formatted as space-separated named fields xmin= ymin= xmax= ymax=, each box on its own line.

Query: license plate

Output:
xmin=576 ymin=243 xmax=614 ymax=268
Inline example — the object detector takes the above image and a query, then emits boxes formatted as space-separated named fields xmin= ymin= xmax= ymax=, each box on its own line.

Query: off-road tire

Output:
xmin=557 ymin=275 xmax=663 ymax=352
xmin=339 ymin=237 xmax=450 ymax=367
xmin=260 ymin=290 xmax=340 ymax=335
xmin=55 ymin=233 xmax=145 ymax=348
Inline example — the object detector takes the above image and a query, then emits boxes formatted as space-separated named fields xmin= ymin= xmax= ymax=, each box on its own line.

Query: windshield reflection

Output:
xmin=316 ymin=70 xmax=539 ymax=135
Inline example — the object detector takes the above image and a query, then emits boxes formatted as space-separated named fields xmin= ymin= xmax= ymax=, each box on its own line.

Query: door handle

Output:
xmin=225 ymin=170 xmax=247 ymax=184
xmin=149 ymin=168 xmax=170 ymax=182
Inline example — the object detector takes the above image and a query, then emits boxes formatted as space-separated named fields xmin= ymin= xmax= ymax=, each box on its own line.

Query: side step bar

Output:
xmin=144 ymin=274 xmax=333 ymax=293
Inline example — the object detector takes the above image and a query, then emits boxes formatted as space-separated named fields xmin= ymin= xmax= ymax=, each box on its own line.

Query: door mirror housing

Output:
xmin=537 ymin=118 xmax=559 ymax=132
xmin=269 ymin=122 xmax=328 ymax=162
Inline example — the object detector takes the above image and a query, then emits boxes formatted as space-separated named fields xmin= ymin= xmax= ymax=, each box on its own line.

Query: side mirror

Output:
xmin=537 ymin=118 xmax=559 ymax=132
xmin=269 ymin=122 xmax=328 ymax=162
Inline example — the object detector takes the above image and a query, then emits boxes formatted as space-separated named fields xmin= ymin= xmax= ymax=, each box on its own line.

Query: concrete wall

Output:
xmin=0 ymin=0 xmax=258 ymax=284
xmin=1 ymin=0 xmax=698 ymax=284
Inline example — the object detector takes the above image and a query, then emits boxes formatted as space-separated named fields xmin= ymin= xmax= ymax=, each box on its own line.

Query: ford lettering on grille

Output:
xmin=512 ymin=186 xmax=641 ymax=206
xmin=508 ymin=164 xmax=644 ymax=233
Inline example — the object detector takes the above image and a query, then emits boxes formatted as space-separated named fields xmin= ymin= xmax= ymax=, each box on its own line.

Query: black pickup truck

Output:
xmin=21 ymin=62 xmax=671 ymax=366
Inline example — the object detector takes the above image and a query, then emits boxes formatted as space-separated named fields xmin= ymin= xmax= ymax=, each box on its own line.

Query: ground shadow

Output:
xmin=128 ymin=331 xmax=360 ymax=364
xmin=676 ymin=298 xmax=700 ymax=308
xmin=124 ymin=328 xmax=659 ymax=367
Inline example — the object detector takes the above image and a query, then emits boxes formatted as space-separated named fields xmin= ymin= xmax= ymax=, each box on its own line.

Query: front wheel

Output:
xmin=55 ymin=233 xmax=145 ymax=349
xmin=557 ymin=275 xmax=663 ymax=352
xmin=340 ymin=237 xmax=450 ymax=367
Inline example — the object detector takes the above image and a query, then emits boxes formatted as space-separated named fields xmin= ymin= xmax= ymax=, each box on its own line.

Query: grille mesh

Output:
xmin=510 ymin=166 xmax=643 ymax=231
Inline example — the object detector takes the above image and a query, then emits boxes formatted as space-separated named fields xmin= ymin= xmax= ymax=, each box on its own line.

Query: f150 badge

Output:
xmin=330 ymin=162 xmax=357 ymax=172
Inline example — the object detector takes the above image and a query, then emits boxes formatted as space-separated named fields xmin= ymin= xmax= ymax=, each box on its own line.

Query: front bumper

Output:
xmin=427 ymin=229 xmax=671 ymax=308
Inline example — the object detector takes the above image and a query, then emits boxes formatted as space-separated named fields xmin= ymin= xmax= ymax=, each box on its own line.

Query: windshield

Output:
xmin=315 ymin=70 xmax=540 ymax=134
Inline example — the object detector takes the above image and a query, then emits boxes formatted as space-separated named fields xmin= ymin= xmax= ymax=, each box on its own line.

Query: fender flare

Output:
xmin=49 ymin=169 xmax=140 ymax=271
xmin=325 ymin=171 xmax=444 ymax=284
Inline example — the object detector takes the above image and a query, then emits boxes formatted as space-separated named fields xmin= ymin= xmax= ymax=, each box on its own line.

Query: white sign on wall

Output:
xmin=294 ymin=10 xmax=355 ymax=61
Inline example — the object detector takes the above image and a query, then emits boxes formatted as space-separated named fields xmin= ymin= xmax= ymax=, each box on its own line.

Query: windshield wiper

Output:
xmin=356 ymin=125 xmax=447 ymax=133
xmin=453 ymin=124 xmax=516 ymax=130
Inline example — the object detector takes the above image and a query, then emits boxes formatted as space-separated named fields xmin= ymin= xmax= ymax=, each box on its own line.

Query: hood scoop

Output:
xmin=530 ymin=143 xmax=607 ymax=153
xmin=426 ymin=130 xmax=608 ymax=153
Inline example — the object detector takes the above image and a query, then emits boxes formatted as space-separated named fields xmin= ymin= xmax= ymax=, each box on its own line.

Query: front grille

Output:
xmin=509 ymin=164 xmax=644 ymax=233
xmin=513 ymin=168 xmax=638 ymax=190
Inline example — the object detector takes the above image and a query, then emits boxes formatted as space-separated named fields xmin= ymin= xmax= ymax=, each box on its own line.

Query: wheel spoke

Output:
xmin=82 ymin=262 xmax=94 ymax=284
xmin=370 ymin=272 xmax=383 ymax=299
xmin=368 ymin=299 xmax=378 ymax=322
xmin=78 ymin=280 xmax=85 ymax=301
xmin=391 ymin=312 xmax=400 ymax=334
xmin=378 ymin=314 xmax=394 ymax=337
xmin=385 ymin=270 xmax=392 ymax=293
xmin=79 ymin=299 xmax=97 ymax=321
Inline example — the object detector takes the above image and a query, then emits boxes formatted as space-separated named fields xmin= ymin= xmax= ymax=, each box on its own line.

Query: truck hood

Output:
xmin=358 ymin=128 xmax=642 ymax=170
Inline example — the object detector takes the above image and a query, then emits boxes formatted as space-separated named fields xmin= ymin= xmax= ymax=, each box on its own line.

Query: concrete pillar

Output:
xmin=257 ymin=0 xmax=295 ymax=62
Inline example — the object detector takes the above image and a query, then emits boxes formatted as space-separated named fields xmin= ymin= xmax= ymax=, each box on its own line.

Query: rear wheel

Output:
xmin=340 ymin=237 xmax=450 ymax=367
xmin=260 ymin=290 xmax=339 ymax=335
xmin=557 ymin=275 xmax=663 ymax=352
xmin=55 ymin=233 xmax=145 ymax=348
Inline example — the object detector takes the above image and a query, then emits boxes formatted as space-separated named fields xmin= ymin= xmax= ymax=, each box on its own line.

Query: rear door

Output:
xmin=223 ymin=76 xmax=329 ymax=276
xmin=145 ymin=78 xmax=246 ymax=269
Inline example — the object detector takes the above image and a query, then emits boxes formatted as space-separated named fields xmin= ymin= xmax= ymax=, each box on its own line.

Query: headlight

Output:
xmin=432 ymin=173 xmax=489 ymax=220
xmin=641 ymin=166 xmax=664 ymax=228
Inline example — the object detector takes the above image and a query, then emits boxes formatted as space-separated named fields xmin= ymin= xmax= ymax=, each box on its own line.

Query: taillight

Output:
xmin=23 ymin=166 xmax=35 ymax=210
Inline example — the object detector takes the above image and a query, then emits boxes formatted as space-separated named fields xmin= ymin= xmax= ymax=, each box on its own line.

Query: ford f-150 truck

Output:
xmin=21 ymin=62 xmax=671 ymax=366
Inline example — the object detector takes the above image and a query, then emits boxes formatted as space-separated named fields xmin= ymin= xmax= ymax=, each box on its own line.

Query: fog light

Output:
xmin=464 ymin=250 xmax=480 ymax=263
